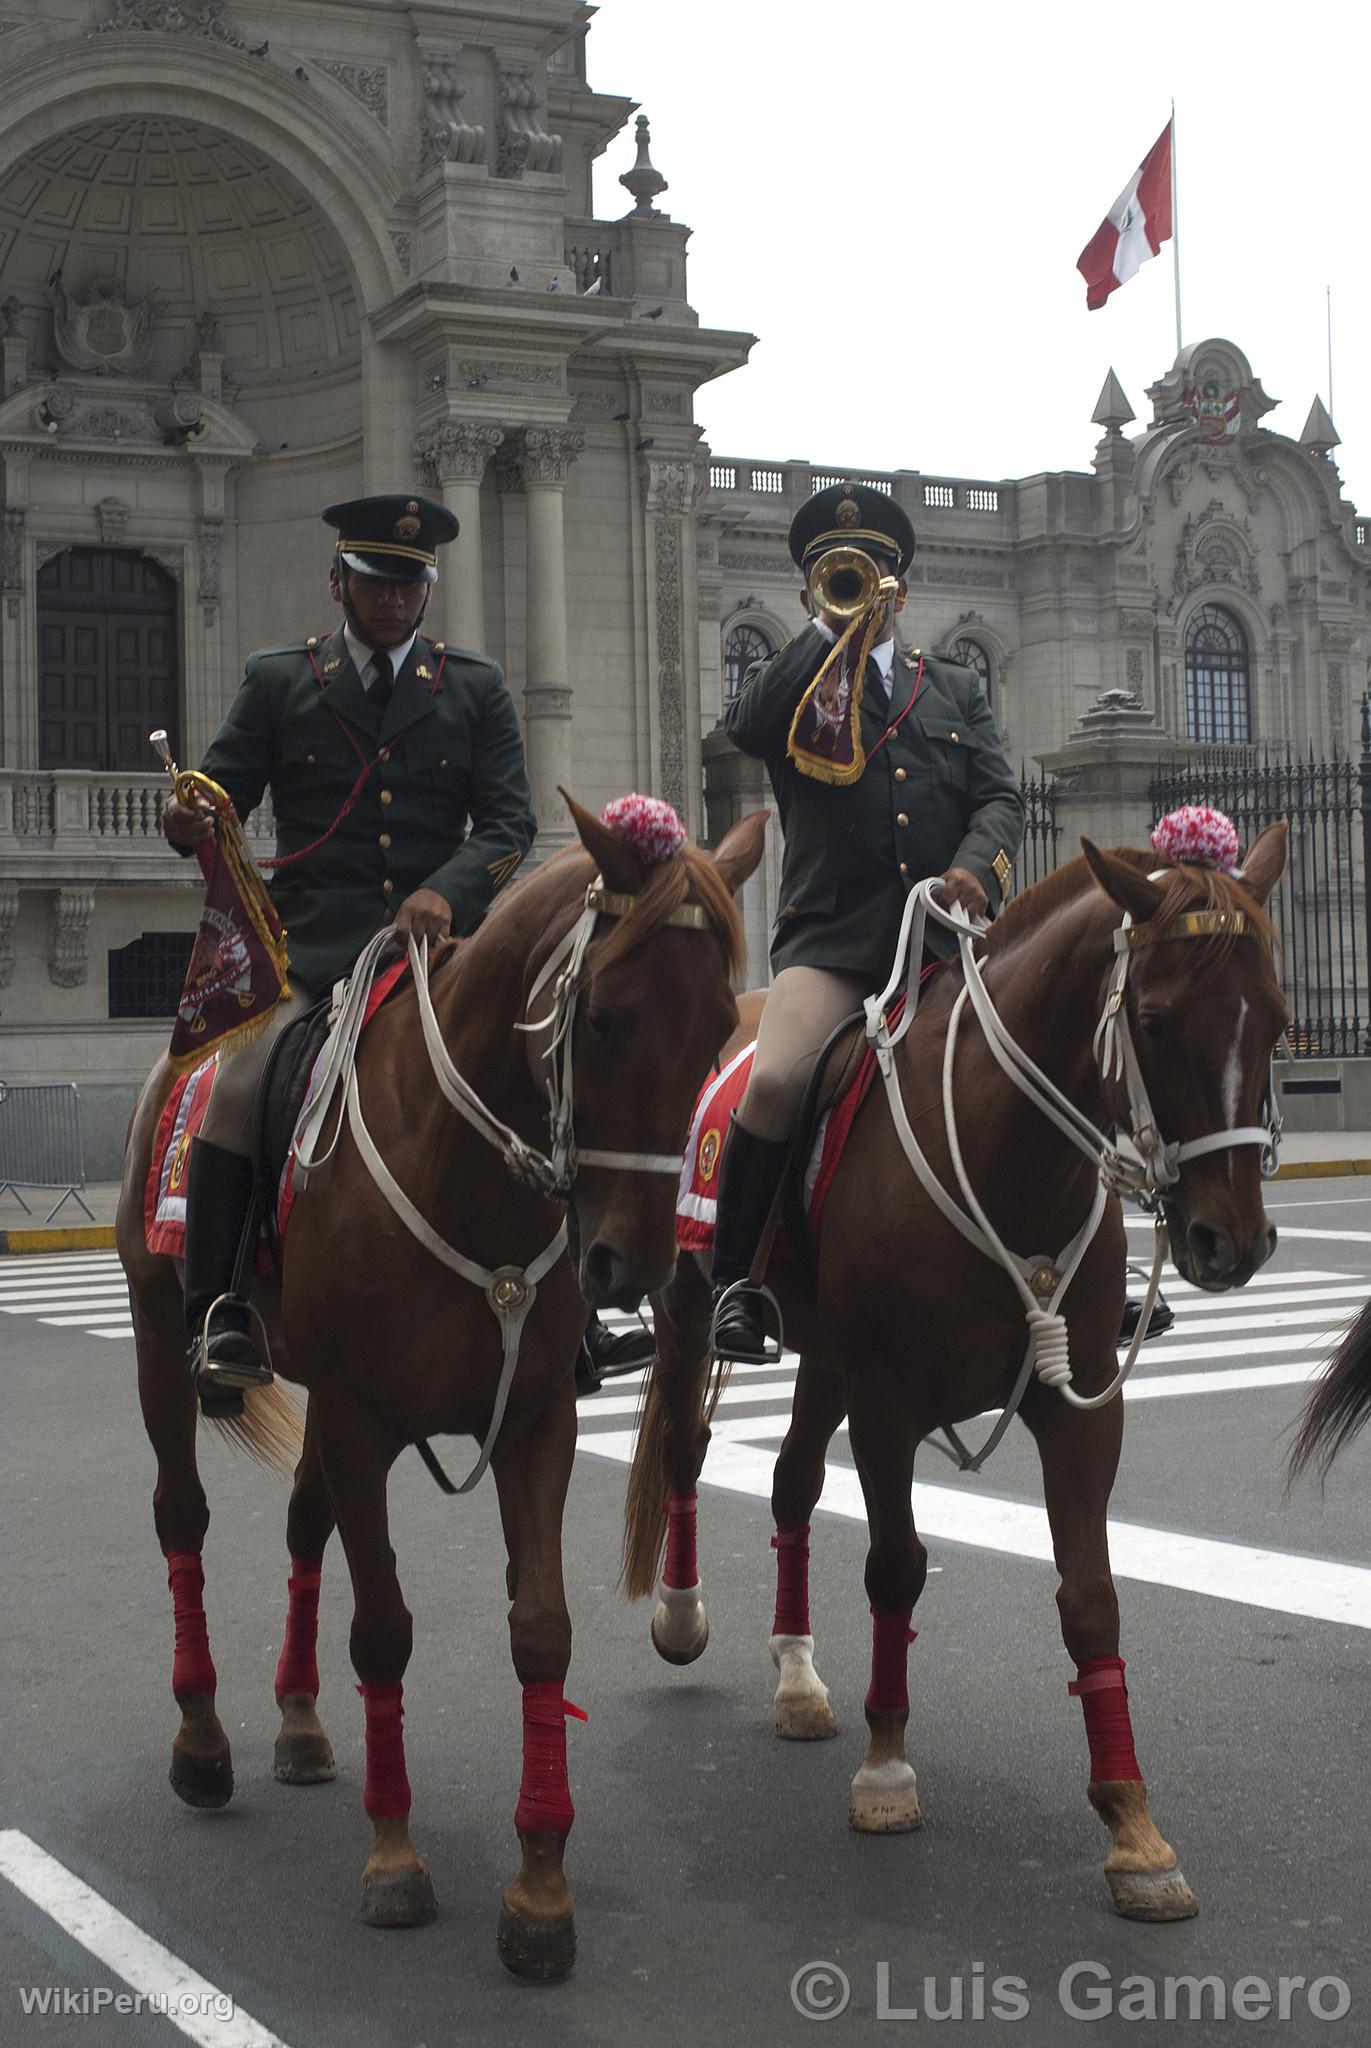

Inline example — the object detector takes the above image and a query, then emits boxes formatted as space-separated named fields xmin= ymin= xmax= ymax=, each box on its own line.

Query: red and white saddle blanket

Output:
xmin=675 ymin=1032 xmax=882 ymax=1256
xmin=145 ymin=956 xmax=411 ymax=1262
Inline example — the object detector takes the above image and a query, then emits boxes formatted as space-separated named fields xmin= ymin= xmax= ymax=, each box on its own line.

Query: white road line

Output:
xmin=0 ymin=1290 xmax=131 ymax=1307
xmin=0 ymin=1831 xmax=289 ymax=2048
xmin=1119 ymin=1328 xmax=1340 ymax=1364
xmin=1126 ymin=1218 xmax=1371 ymax=1245
xmin=39 ymin=1313 xmax=141 ymax=1329
xmin=576 ymin=1432 xmax=1371 ymax=1629
xmin=94 ymin=1327 xmax=135 ymax=1341
xmin=1146 ymin=1285 xmax=1365 ymax=1315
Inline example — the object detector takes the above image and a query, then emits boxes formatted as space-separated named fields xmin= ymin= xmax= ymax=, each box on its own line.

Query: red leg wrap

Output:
xmin=514 ymin=1681 xmax=588 ymax=1836
xmin=357 ymin=1682 xmax=411 ymax=1819
xmin=274 ymin=1559 xmax=323 ymax=1704
xmin=662 ymin=1491 xmax=698 ymax=1590
xmin=865 ymin=1606 xmax=917 ymax=1715
xmin=166 ymin=1549 xmax=216 ymax=1699
xmin=1068 ymin=1655 xmax=1143 ymax=1782
xmin=771 ymin=1523 xmax=811 ymax=1636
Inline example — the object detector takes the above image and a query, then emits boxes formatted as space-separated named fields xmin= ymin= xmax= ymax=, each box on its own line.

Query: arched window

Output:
xmin=723 ymin=623 xmax=773 ymax=700
xmin=1185 ymin=604 xmax=1250 ymax=743
xmin=950 ymin=636 xmax=992 ymax=702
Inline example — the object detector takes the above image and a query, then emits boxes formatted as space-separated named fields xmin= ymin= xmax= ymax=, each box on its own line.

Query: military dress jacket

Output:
xmin=725 ymin=623 xmax=1025 ymax=984
xmin=194 ymin=626 xmax=536 ymax=992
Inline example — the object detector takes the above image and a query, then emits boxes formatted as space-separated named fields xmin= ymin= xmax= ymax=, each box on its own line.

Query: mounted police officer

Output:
xmin=711 ymin=482 xmax=1026 ymax=1360
xmin=162 ymin=493 xmax=536 ymax=1411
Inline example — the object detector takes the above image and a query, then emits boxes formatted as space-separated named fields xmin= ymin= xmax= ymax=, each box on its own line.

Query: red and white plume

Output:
xmin=600 ymin=793 xmax=687 ymax=866
xmin=1077 ymin=120 xmax=1173 ymax=312
xmin=1150 ymin=805 xmax=1240 ymax=874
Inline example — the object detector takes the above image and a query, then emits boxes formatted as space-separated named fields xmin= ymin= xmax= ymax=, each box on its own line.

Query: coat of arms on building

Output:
xmin=50 ymin=280 xmax=156 ymax=375
xmin=1184 ymin=377 xmax=1241 ymax=442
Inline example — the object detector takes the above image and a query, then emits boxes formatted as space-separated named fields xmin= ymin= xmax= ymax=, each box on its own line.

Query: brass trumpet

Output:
xmin=807 ymin=545 xmax=899 ymax=620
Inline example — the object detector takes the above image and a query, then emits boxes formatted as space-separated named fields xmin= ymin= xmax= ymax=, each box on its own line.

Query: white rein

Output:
xmin=290 ymin=881 xmax=700 ymax=1490
xmin=866 ymin=877 xmax=1281 ymax=1468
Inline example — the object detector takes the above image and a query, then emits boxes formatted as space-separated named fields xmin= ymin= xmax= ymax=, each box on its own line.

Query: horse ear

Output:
xmin=1080 ymin=838 xmax=1166 ymax=923
xmin=1239 ymin=820 xmax=1288 ymax=906
xmin=711 ymin=809 xmax=768 ymax=897
xmin=561 ymin=788 xmax=649 ymax=894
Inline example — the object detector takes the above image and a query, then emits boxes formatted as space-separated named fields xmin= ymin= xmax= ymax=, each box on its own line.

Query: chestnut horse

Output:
xmin=624 ymin=826 xmax=1288 ymax=1922
xmin=116 ymin=798 xmax=764 ymax=1978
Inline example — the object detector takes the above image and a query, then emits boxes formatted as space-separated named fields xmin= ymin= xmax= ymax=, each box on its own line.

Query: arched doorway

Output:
xmin=37 ymin=548 xmax=178 ymax=771
xmin=1185 ymin=603 xmax=1251 ymax=743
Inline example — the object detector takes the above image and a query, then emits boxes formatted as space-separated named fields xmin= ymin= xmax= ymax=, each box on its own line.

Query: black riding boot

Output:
xmin=710 ymin=1114 xmax=789 ymax=1362
xmin=183 ymin=1138 xmax=272 ymax=1416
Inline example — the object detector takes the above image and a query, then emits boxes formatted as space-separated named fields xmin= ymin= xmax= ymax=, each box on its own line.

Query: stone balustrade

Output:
xmin=0 ymin=771 xmax=275 ymax=870
xmin=703 ymin=456 xmax=1009 ymax=529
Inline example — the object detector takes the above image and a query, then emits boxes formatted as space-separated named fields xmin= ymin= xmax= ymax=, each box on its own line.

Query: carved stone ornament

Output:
xmin=420 ymin=54 xmax=485 ymax=175
xmin=643 ymin=459 xmax=695 ymax=518
xmin=495 ymin=59 xmax=562 ymax=178
xmin=413 ymin=421 xmax=504 ymax=487
xmin=390 ymin=231 xmax=412 ymax=277
xmin=49 ymin=888 xmax=95 ymax=990
xmin=654 ymin=521 xmax=685 ymax=810
xmin=93 ymin=0 xmax=246 ymax=46
xmin=317 ymin=60 xmax=389 ymax=126
xmin=0 ymin=884 xmax=17 ymax=992
xmin=198 ymin=516 xmax=223 ymax=602
xmin=2 ymin=506 xmax=23 ymax=590
xmin=95 ymin=497 xmax=130 ymax=546
xmin=51 ymin=280 xmax=155 ymax=376
xmin=521 ymin=426 xmax=584 ymax=486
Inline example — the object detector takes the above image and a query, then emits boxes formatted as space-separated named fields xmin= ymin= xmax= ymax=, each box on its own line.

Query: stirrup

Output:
xmin=190 ymin=1294 xmax=276 ymax=1393
xmin=710 ymin=1278 xmax=785 ymax=1367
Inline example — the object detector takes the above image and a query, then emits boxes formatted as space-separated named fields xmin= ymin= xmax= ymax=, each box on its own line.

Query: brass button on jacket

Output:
xmin=379 ymin=788 xmax=393 ymax=806
xmin=305 ymin=752 xmax=316 ymax=766
xmin=896 ymin=811 xmax=909 ymax=828
xmin=894 ymin=766 xmax=907 ymax=782
xmin=378 ymin=832 xmax=392 ymax=849
xmin=378 ymin=745 xmax=390 ymax=762
xmin=899 ymin=861 xmax=910 ymax=876
xmin=382 ymin=879 xmax=394 ymax=895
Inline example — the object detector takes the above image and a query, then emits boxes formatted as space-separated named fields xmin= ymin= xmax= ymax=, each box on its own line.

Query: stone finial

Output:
xmin=1299 ymin=396 xmax=1340 ymax=457
xmin=619 ymin=114 xmax=668 ymax=218
xmin=1092 ymin=368 xmax=1135 ymax=434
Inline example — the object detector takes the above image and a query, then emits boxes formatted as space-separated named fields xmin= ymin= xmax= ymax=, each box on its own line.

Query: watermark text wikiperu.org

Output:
xmin=788 ymin=1958 xmax=1354 ymax=2025
xmin=16 ymin=1986 xmax=235 ymax=2021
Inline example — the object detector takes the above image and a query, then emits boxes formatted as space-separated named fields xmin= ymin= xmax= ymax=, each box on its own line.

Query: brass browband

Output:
xmin=1115 ymin=909 xmax=1253 ymax=953
xmin=587 ymin=885 xmax=709 ymax=930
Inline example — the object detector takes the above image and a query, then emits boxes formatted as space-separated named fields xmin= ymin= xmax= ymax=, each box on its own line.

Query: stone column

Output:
xmin=413 ymin=420 xmax=504 ymax=651
xmin=640 ymin=458 xmax=701 ymax=830
xmin=520 ymin=426 xmax=583 ymax=849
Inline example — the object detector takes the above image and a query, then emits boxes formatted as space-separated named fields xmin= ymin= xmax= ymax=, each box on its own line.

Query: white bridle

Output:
xmin=291 ymin=876 xmax=713 ymax=1489
xmin=866 ymin=875 xmax=1282 ymax=1469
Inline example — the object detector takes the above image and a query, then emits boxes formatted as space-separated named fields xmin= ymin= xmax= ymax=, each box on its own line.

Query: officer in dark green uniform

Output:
xmin=711 ymin=482 xmax=1025 ymax=1359
xmin=162 ymin=493 xmax=536 ymax=1407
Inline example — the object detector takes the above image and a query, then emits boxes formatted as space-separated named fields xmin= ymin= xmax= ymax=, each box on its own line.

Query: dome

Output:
xmin=0 ymin=116 xmax=360 ymax=386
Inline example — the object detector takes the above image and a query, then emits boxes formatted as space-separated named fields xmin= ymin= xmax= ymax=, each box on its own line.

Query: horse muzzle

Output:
xmin=1168 ymin=1207 xmax=1277 ymax=1291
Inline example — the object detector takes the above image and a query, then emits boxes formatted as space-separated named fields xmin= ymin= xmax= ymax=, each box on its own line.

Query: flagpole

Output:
xmin=1171 ymin=99 xmax=1182 ymax=356
xmin=1327 ymin=285 xmax=1335 ymax=418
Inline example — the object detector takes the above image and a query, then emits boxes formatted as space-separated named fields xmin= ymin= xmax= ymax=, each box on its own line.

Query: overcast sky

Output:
xmin=589 ymin=0 xmax=1371 ymax=512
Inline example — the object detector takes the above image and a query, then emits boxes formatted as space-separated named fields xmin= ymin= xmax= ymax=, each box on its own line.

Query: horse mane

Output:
xmin=987 ymin=847 xmax=1276 ymax=967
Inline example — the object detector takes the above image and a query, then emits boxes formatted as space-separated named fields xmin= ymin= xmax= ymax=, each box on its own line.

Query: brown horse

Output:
xmin=116 ymin=798 xmax=765 ymax=1978
xmin=624 ymin=826 xmax=1288 ymax=1922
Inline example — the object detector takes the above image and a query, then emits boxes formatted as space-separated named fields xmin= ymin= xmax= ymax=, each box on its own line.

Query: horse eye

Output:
xmin=587 ymin=1007 xmax=622 ymax=1043
xmin=1138 ymin=1010 xmax=1169 ymax=1042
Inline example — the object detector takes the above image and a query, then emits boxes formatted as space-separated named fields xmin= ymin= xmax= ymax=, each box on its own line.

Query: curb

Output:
xmin=1271 ymin=1158 xmax=1371 ymax=1181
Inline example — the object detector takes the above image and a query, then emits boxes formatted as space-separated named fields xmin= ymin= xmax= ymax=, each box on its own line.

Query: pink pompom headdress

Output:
xmin=600 ymin=793 xmax=688 ymax=866
xmin=1150 ymin=804 xmax=1241 ymax=875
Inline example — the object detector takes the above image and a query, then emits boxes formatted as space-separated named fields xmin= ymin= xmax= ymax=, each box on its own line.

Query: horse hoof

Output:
xmin=651 ymin=1582 xmax=709 ymax=1666
xmin=1107 ymin=1864 xmax=1199 ymax=1922
xmin=497 ymin=1903 xmax=576 ymax=1982
xmin=273 ymin=1732 xmax=337 ymax=1785
xmin=361 ymin=1865 xmax=438 ymax=1929
xmin=169 ymin=1747 xmax=233 ymax=1811
xmin=849 ymin=1760 xmax=922 ymax=1834
xmin=776 ymin=1693 xmax=839 ymax=1741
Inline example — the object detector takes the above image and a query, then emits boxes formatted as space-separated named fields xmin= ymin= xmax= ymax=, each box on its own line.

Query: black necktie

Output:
xmin=365 ymin=655 xmax=392 ymax=712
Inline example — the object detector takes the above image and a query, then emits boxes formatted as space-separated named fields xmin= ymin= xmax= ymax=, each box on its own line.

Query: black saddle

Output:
xmin=250 ymin=995 xmax=334 ymax=1267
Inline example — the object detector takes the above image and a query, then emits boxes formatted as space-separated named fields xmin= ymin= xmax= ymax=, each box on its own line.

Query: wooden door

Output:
xmin=37 ymin=548 xmax=179 ymax=771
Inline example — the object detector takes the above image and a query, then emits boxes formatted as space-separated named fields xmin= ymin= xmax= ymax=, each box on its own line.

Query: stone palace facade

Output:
xmin=0 ymin=0 xmax=1367 ymax=1171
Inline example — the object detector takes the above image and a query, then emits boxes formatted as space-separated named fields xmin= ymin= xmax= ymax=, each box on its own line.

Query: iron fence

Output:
xmin=1150 ymin=742 xmax=1367 ymax=1058
xmin=1014 ymin=765 xmax=1061 ymax=892
xmin=0 ymin=1081 xmax=94 ymax=1223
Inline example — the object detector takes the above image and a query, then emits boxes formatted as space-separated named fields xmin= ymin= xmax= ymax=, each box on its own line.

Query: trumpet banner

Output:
xmin=168 ymin=774 xmax=290 ymax=1073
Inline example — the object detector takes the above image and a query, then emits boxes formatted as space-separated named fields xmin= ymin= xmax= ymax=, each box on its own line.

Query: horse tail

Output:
xmin=204 ymin=1378 xmax=305 ymax=1480
xmin=621 ymin=1348 xmax=731 ymax=1601
xmin=1287 ymin=1297 xmax=1371 ymax=1485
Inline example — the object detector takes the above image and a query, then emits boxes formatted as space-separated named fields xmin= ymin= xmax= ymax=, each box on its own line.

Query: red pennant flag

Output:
xmin=169 ymin=777 xmax=290 ymax=1072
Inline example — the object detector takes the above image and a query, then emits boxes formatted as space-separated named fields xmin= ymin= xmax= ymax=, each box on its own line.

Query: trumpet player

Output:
xmin=712 ymin=481 xmax=1025 ymax=1360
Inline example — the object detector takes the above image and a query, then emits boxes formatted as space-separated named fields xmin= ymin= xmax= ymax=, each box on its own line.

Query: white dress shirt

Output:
xmin=343 ymin=623 xmax=419 ymax=689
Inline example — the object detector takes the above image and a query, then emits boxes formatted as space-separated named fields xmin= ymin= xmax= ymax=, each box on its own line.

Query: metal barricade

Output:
xmin=0 ymin=1080 xmax=94 ymax=1223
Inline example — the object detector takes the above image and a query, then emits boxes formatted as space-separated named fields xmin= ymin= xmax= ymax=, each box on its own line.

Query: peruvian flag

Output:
xmin=1076 ymin=121 xmax=1173 ymax=310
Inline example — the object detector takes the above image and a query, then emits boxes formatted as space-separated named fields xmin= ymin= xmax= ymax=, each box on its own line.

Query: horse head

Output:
xmin=1081 ymin=821 xmax=1289 ymax=1290
xmin=533 ymin=796 xmax=766 ymax=1310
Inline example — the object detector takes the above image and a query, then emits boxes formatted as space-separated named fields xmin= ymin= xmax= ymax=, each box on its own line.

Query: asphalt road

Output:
xmin=5 ymin=1181 xmax=1371 ymax=2048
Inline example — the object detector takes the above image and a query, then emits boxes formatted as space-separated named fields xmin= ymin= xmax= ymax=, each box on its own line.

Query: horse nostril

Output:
xmin=1186 ymin=1220 xmax=1232 ymax=1276
xmin=581 ymin=1238 xmax=624 ymax=1305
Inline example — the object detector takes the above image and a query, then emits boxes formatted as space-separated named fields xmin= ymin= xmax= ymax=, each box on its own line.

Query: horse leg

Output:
xmin=273 ymin=1396 xmax=338 ymax=1786
xmin=491 ymin=1390 xmax=578 ymax=1982
xmin=1024 ymin=1398 xmax=1199 ymax=1922
xmin=845 ymin=1382 xmax=925 ymax=1833
xmin=315 ymin=1391 xmax=436 ymax=1929
xmin=624 ymin=1256 xmax=713 ymax=1663
xmin=133 ymin=1274 xmax=234 ymax=1811
xmin=769 ymin=1352 xmax=845 ymax=1741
